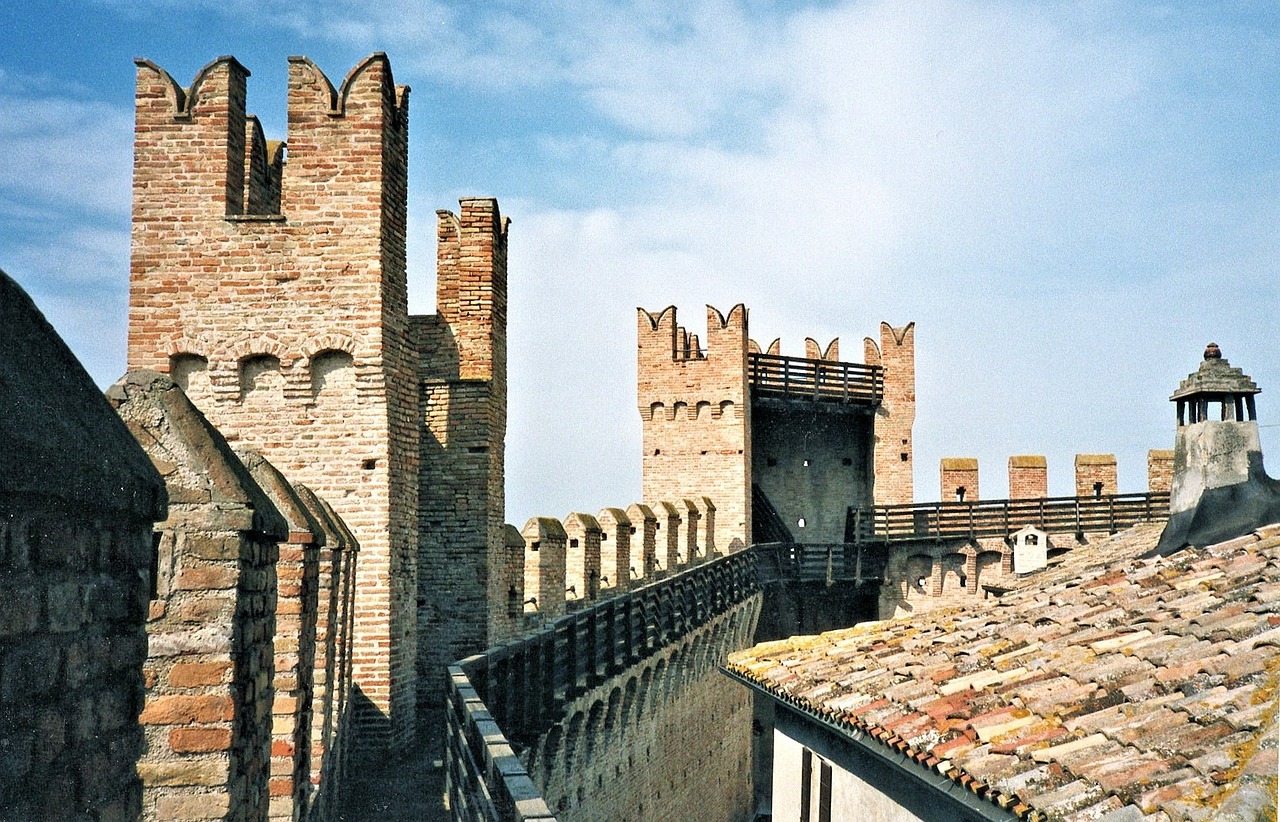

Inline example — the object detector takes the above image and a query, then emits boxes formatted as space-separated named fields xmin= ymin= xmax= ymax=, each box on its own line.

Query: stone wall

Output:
xmin=0 ymin=272 xmax=166 ymax=821
xmin=1147 ymin=448 xmax=1174 ymax=493
xmin=127 ymin=53 xmax=420 ymax=750
xmin=752 ymin=406 xmax=874 ymax=544
xmin=109 ymin=371 xmax=286 ymax=822
xmin=236 ymin=452 xmax=323 ymax=822
xmin=446 ymin=546 xmax=762 ymax=822
xmin=529 ymin=602 xmax=759 ymax=822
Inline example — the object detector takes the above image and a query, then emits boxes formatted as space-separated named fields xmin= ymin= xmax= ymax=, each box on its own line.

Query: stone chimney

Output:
xmin=1153 ymin=343 xmax=1280 ymax=554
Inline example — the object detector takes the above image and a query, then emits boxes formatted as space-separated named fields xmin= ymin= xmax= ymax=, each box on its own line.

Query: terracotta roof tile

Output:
xmin=724 ymin=522 xmax=1280 ymax=821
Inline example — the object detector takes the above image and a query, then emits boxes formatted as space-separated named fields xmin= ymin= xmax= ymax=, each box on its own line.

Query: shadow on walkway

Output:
xmin=337 ymin=723 xmax=449 ymax=821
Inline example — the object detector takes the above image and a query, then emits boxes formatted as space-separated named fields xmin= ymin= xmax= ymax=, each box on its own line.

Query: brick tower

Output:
xmin=637 ymin=305 xmax=752 ymax=552
xmin=414 ymin=199 xmax=512 ymax=708
xmin=865 ymin=322 xmax=916 ymax=505
xmin=127 ymin=54 xmax=419 ymax=749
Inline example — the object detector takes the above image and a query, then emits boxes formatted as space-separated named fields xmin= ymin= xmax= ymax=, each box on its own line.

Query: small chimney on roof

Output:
xmin=1152 ymin=344 xmax=1280 ymax=555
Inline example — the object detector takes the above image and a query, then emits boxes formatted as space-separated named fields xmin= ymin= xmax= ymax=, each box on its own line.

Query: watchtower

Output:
xmin=638 ymin=305 xmax=916 ymax=548
xmin=127 ymin=54 xmax=419 ymax=749
xmin=637 ymin=305 xmax=751 ymax=553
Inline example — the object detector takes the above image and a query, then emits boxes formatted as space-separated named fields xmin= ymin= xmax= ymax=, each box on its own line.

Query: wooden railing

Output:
xmin=748 ymin=353 xmax=883 ymax=405
xmin=445 ymin=548 xmax=761 ymax=821
xmin=751 ymin=542 xmax=889 ymax=585
xmin=847 ymin=491 xmax=1171 ymax=544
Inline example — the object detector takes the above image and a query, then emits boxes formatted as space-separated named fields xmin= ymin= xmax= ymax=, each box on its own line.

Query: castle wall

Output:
xmin=0 ymin=272 xmax=166 ymax=821
xmin=127 ymin=54 xmax=420 ymax=750
xmin=447 ymin=545 xmax=763 ymax=822
xmin=1009 ymin=455 xmax=1048 ymax=499
xmin=236 ymin=452 xmax=324 ymax=822
xmin=752 ymin=406 xmax=873 ymax=543
xmin=530 ymin=601 xmax=760 ymax=822
xmin=939 ymin=457 xmax=979 ymax=502
xmin=294 ymin=488 xmax=360 ymax=820
xmin=639 ymin=305 xmax=751 ymax=552
xmin=109 ymin=371 xmax=286 ymax=822
xmin=1148 ymin=449 xmax=1175 ymax=493
xmin=415 ymin=199 xmax=512 ymax=706
xmin=1074 ymin=454 xmax=1118 ymax=498
xmin=865 ymin=324 xmax=916 ymax=506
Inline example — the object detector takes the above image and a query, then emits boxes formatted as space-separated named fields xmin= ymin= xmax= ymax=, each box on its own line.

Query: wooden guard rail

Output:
xmin=751 ymin=542 xmax=889 ymax=585
xmin=847 ymin=491 xmax=1171 ymax=544
xmin=748 ymin=353 xmax=883 ymax=405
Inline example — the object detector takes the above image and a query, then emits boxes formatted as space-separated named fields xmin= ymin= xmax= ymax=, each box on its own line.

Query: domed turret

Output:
xmin=1153 ymin=345 xmax=1280 ymax=555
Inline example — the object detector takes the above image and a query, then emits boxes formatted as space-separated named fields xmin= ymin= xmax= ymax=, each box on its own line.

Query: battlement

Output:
xmin=933 ymin=452 xmax=1171 ymax=501
xmin=433 ymin=198 xmax=510 ymax=382
xmin=510 ymin=497 xmax=721 ymax=626
xmin=132 ymin=53 xmax=408 ymax=221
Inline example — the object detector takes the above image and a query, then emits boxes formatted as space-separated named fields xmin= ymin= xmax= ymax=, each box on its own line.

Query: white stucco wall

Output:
xmin=771 ymin=728 xmax=927 ymax=822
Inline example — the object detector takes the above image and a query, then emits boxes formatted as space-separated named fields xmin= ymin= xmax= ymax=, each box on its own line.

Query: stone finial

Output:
xmin=1204 ymin=342 xmax=1221 ymax=360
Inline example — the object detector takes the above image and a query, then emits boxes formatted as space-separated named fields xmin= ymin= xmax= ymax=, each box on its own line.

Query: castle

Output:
xmin=1 ymin=50 xmax=1273 ymax=822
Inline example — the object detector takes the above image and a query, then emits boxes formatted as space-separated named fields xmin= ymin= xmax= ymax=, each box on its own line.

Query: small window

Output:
xmin=570 ymin=538 xmax=579 ymax=548
xmin=955 ymin=487 xmax=966 ymax=503
xmin=531 ymin=541 xmax=540 ymax=552
xmin=900 ymin=452 xmax=909 ymax=461
xmin=802 ymin=459 xmax=810 ymax=468
xmin=842 ymin=457 xmax=853 ymax=466
xmin=797 ymin=518 xmax=806 ymax=529
xmin=766 ymin=457 xmax=778 ymax=467
xmin=1093 ymin=481 xmax=1104 ymax=499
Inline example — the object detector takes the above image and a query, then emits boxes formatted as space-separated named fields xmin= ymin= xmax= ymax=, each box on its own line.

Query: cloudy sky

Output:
xmin=3 ymin=1 xmax=1278 ymax=526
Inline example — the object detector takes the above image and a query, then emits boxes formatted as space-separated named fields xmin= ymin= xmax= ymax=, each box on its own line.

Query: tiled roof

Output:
xmin=727 ymin=524 xmax=1280 ymax=821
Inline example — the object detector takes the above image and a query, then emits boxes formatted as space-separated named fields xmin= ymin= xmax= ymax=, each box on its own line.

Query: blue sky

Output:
xmin=3 ymin=1 xmax=1279 ymax=526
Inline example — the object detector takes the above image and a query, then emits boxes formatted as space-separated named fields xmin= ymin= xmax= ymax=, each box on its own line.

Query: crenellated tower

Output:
xmin=865 ymin=322 xmax=916 ymax=505
xmin=127 ymin=53 xmax=420 ymax=750
xmin=414 ymin=198 xmax=512 ymax=707
xmin=638 ymin=304 xmax=752 ymax=552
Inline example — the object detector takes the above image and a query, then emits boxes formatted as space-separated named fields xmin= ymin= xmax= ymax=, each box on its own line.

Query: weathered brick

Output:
xmin=169 ymin=661 xmax=232 ymax=688
xmin=139 ymin=694 xmax=234 ymax=725
xmin=170 ymin=726 xmax=233 ymax=753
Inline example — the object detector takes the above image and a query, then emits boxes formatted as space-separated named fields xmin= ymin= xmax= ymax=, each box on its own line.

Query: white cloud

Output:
xmin=0 ymin=81 xmax=133 ymax=218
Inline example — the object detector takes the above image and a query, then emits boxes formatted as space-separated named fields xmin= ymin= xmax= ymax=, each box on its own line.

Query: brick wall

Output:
xmin=109 ymin=371 xmax=285 ymax=822
xmin=564 ymin=513 xmax=603 ymax=605
xmin=236 ymin=452 xmax=323 ymax=822
xmin=939 ymin=458 xmax=979 ymax=502
xmin=639 ymin=305 xmax=751 ymax=552
xmin=1008 ymin=455 xmax=1048 ymax=499
xmin=865 ymin=323 xmax=916 ymax=505
xmin=597 ymin=508 xmax=633 ymax=595
xmin=415 ymin=198 xmax=511 ymax=709
xmin=127 ymin=54 xmax=420 ymax=751
xmin=1148 ymin=449 xmax=1175 ymax=493
xmin=300 ymin=492 xmax=360 ymax=819
xmin=0 ymin=273 xmax=166 ymax=821
xmin=1075 ymin=454 xmax=1118 ymax=498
